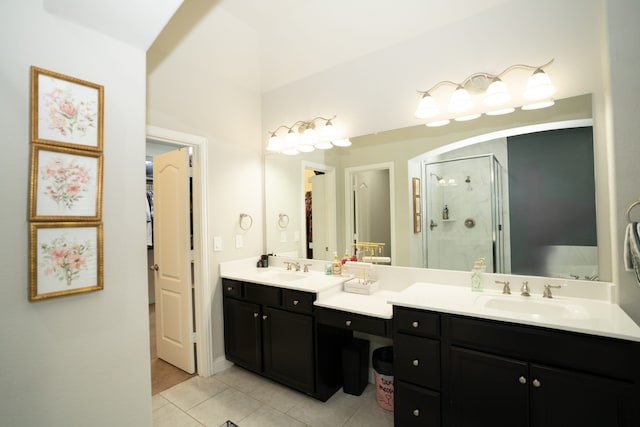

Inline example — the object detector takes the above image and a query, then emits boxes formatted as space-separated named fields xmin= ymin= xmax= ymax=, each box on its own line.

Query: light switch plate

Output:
xmin=280 ymin=231 xmax=287 ymax=243
xmin=294 ymin=231 xmax=300 ymax=242
xmin=213 ymin=236 xmax=222 ymax=251
xmin=235 ymin=234 xmax=243 ymax=249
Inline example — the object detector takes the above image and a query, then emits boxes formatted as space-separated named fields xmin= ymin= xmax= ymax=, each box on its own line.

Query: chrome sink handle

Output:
xmin=304 ymin=263 xmax=312 ymax=272
xmin=543 ymin=284 xmax=562 ymax=298
xmin=495 ymin=280 xmax=511 ymax=295
xmin=284 ymin=262 xmax=292 ymax=271
xmin=520 ymin=281 xmax=530 ymax=297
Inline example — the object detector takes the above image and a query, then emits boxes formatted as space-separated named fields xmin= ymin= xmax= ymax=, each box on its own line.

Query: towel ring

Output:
xmin=278 ymin=213 xmax=290 ymax=229
xmin=627 ymin=199 xmax=640 ymax=222
xmin=239 ymin=213 xmax=253 ymax=231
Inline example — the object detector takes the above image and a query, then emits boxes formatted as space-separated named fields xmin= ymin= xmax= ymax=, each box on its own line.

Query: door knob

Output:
xmin=149 ymin=264 xmax=159 ymax=271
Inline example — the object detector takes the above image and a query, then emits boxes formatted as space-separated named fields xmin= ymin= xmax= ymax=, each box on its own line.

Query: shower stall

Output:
xmin=424 ymin=154 xmax=505 ymax=273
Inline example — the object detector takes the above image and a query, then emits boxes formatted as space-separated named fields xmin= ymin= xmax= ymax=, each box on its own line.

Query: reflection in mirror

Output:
xmin=346 ymin=165 xmax=393 ymax=264
xmin=422 ymin=125 xmax=597 ymax=279
xmin=264 ymin=94 xmax=599 ymax=280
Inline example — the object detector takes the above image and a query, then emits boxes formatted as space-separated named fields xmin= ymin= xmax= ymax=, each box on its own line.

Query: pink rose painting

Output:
xmin=40 ymin=234 xmax=93 ymax=287
xmin=42 ymin=84 xmax=96 ymax=139
xmin=40 ymin=156 xmax=91 ymax=210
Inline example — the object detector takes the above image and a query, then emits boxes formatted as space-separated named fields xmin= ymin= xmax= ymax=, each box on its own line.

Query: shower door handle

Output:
xmin=429 ymin=220 xmax=438 ymax=230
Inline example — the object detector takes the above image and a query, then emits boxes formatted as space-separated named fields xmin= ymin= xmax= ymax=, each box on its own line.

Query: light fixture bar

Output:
xmin=415 ymin=59 xmax=556 ymax=126
xmin=266 ymin=115 xmax=351 ymax=155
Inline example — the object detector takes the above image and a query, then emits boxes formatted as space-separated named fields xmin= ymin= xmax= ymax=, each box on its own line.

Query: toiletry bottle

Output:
xmin=332 ymin=252 xmax=342 ymax=276
xmin=341 ymin=251 xmax=350 ymax=265
xmin=471 ymin=258 xmax=485 ymax=291
xmin=442 ymin=204 xmax=449 ymax=220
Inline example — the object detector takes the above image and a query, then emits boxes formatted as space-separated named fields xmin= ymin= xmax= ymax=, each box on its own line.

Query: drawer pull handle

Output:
xmin=412 ymin=321 xmax=419 ymax=328
xmin=412 ymin=359 xmax=419 ymax=367
xmin=533 ymin=379 xmax=541 ymax=388
xmin=413 ymin=409 xmax=420 ymax=417
xmin=518 ymin=376 xmax=527 ymax=384
xmin=293 ymin=300 xmax=299 ymax=305
xmin=345 ymin=320 xmax=352 ymax=327
xmin=262 ymin=315 xmax=268 ymax=320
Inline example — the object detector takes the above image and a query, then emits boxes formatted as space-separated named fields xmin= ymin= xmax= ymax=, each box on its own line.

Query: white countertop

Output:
xmin=220 ymin=257 xmax=640 ymax=342
xmin=388 ymin=282 xmax=640 ymax=342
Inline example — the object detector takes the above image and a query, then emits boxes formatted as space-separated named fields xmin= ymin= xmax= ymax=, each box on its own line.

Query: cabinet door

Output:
xmin=223 ymin=297 xmax=262 ymax=372
xmin=450 ymin=347 xmax=529 ymax=427
xmin=530 ymin=364 xmax=638 ymax=427
xmin=263 ymin=306 xmax=315 ymax=394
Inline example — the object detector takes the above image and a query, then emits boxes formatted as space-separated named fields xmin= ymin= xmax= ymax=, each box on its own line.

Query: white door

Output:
xmin=152 ymin=148 xmax=195 ymax=373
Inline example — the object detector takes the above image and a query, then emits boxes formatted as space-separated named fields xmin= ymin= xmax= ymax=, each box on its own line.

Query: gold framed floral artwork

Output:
xmin=29 ymin=222 xmax=103 ymax=301
xmin=29 ymin=144 xmax=103 ymax=221
xmin=30 ymin=66 xmax=104 ymax=152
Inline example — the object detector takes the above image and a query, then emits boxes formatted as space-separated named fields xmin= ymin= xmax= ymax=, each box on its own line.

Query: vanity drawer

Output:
xmin=395 ymin=333 xmax=440 ymax=389
xmin=222 ymin=279 xmax=242 ymax=299
xmin=244 ymin=282 xmax=281 ymax=306
xmin=395 ymin=380 xmax=441 ymax=427
xmin=394 ymin=306 xmax=440 ymax=338
xmin=282 ymin=289 xmax=315 ymax=313
xmin=316 ymin=307 xmax=390 ymax=337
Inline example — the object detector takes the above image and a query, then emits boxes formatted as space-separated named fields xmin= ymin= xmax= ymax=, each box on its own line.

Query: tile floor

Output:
xmin=152 ymin=365 xmax=395 ymax=427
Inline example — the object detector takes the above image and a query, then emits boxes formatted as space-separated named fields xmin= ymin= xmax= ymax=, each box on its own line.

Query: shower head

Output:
xmin=430 ymin=172 xmax=443 ymax=181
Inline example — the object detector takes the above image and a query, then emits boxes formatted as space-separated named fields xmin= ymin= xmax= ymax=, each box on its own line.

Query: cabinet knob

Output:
xmin=227 ymin=286 xmax=233 ymax=291
xmin=518 ymin=376 xmax=527 ymax=384
xmin=253 ymin=312 xmax=259 ymax=318
xmin=293 ymin=300 xmax=299 ymax=305
xmin=262 ymin=315 xmax=268 ymax=320
xmin=413 ymin=409 xmax=420 ymax=417
xmin=412 ymin=321 xmax=419 ymax=328
xmin=412 ymin=359 xmax=419 ymax=367
xmin=533 ymin=379 xmax=541 ymax=388
xmin=345 ymin=320 xmax=352 ymax=327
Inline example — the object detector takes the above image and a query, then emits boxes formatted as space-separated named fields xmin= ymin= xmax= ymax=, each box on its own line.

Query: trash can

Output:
xmin=341 ymin=338 xmax=369 ymax=396
xmin=372 ymin=346 xmax=394 ymax=411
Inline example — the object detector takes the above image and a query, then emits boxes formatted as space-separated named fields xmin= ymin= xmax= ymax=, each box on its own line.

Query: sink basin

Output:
xmin=476 ymin=295 xmax=590 ymax=320
xmin=258 ymin=270 xmax=308 ymax=282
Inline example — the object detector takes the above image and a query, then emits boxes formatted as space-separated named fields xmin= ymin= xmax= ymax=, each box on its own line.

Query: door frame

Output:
xmin=146 ymin=125 xmax=212 ymax=376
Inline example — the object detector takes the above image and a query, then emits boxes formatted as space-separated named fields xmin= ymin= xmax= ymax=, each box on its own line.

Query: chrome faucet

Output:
xmin=495 ymin=280 xmax=511 ymax=295
xmin=303 ymin=263 xmax=312 ymax=273
xmin=543 ymin=284 xmax=562 ymax=298
xmin=520 ymin=281 xmax=530 ymax=297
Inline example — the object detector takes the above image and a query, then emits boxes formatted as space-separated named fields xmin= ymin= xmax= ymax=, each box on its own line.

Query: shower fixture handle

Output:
xmin=430 ymin=219 xmax=438 ymax=230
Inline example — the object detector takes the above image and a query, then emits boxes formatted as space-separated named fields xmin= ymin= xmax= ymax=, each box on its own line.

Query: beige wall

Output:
xmin=146 ymin=4 xmax=264 ymax=369
xmin=0 ymin=1 xmax=154 ymax=426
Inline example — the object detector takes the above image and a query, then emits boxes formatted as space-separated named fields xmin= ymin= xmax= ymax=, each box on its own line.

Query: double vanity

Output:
xmin=220 ymin=257 xmax=640 ymax=426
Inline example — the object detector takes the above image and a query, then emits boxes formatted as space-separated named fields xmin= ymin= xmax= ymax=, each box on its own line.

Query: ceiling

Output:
xmin=158 ymin=0 xmax=511 ymax=92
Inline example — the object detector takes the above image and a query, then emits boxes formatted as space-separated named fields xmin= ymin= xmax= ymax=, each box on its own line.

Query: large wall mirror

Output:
xmin=265 ymin=94 xmax=604 ymax=280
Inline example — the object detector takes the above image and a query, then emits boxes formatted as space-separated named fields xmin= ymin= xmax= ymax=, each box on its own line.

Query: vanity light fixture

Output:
xmin=266 ymin=115 xmax=352 ymax=155
xmin=415 ymin=59 xmax=557 ymax=127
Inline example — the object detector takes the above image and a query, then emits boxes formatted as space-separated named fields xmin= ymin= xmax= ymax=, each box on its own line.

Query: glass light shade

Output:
xmin=303 ymin=127 xmax=319 ymax=143
xmin=454 ymin=113 xmax=481 ymax=122
xmin=426 ymin=119 xmax=450 ymax=127
xmin=448 ymin=87 xmax=472 ymax=113
xmin=486 ymin=107 xmax=516 ymax=116
xmin=415 ymin=94 xmax=439 ymax=118
xmin=266 ymin=135 xmax=283 ymax=151
xmin=524 ymin=69 xmax=556 ymax=100
xmin=332 ymin=138 xmax=352 ymax=147
xmin=483 ymin=79 xmax=511 ymax=106
xmin=297 ymin=144 xmax=315 ymax=153
xmin=282 ymin=148 xmax=299 ymax=156
xmin=314 ymin=141 xmax=333 ymax=150
xmin=320 ymin=121 xmax=337 ymax=139
xmin=521 ymin=99 xmax=555 ymax=110
xmin=285 ymin=129 xmax=298 ymax=145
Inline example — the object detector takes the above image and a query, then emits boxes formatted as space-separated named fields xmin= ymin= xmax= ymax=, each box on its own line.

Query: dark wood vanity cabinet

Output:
xmin=222 ymin=278 xmax=345 ymax=401
xmin=394 ymin=305 xmax=640 ymax=427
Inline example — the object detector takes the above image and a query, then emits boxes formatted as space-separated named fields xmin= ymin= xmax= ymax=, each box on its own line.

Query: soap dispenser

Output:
xmin=471 ymin=258 xmax=486 ymax=292
xmin=332 ymin=252 xmax=342 ymax=276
